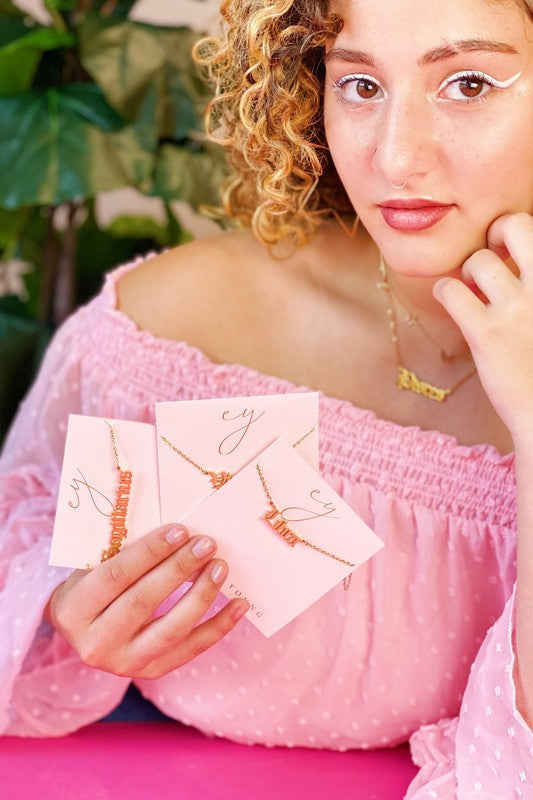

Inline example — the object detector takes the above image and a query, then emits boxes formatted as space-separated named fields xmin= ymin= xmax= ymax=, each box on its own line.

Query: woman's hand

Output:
xmin=434 ymin=212 xmax=533 ymax=443
xmin=44 ymin=523 xmax=249 ymax=679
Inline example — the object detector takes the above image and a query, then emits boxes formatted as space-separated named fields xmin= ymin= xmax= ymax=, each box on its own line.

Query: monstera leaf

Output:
xmin=79 ymin=15 xmax=208 ymax=140
xmin=0 ymin=83 xmax=156 ymax=208
xmin=0 ymin=21 xmax=75 ymax=94
xmin=151 ymin=143 xmax=228 ymax=209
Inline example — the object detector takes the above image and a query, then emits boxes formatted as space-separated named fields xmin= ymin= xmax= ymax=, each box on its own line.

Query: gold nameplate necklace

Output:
xmin=159 ymin=425 xmax=316 ymax=490
xmin=101 ymin=420 xmax=133 ymax=561
xmin=377 ymin=255 xmax=477 ymax=402
xmin=256 ymin=462 xmax=355 ymax=569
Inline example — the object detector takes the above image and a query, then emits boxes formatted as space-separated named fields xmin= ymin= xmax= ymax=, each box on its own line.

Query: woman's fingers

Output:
xmin=70 ymin=523 xmax=191 ymax=622
xmin=134 ymin=596 xmax=250 ymax=679
xmin=98 ymin=534 xmax=220 ymax=637
xmin=486 ymin=213 xmax=533 ymax=284
xmin=433 ymin=276 xmax=486 ymax=343
xmin=129 ymin=559 xmax=230 ymax=664
xmin=460 ymin=248 xmax=521 ymax=306
xmin=49 ymin=523 xmax=251 ymax=677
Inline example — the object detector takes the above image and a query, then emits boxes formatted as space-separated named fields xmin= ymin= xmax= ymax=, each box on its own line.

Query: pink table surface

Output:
xmin=0 ymin=722 xmax=418 ymax=800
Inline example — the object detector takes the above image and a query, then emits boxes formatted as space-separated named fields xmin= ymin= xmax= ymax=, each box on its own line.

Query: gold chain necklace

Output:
xmin=255 ymin=462 xmax=355 ymax=569
xmin=377 ymin=255 xmax=477 ymax=402
xmin=159 ymin=425 xmax=316 ymax=490
xmin=101 ymin=420 xmax=133 ymax=561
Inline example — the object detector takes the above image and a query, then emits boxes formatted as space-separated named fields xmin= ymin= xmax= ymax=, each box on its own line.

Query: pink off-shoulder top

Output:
xmin=0 ymin=257 xmax=531 ymax=799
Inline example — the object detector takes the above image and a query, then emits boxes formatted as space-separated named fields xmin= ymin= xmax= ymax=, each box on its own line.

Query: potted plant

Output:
xmin=0 ymin=0 xmax=227 ymax=441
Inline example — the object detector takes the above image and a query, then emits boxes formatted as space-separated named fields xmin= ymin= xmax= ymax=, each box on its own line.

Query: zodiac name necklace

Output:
xmin=377 ymin=255 xmax=477 ymax=402
xmin=101 ymin=420 xmax=133 ymax=561
xmin=159 ymin=425 xmax=316 ymax=490
xmin=256 ymin=462 xmax=355 ymax=569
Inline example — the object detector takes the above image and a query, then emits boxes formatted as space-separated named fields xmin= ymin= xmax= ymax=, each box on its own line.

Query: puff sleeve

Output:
xmin=0 ymin=310 xmax=129 ymax=737
xmin=406 ymin=583 xmax=533 ymax=798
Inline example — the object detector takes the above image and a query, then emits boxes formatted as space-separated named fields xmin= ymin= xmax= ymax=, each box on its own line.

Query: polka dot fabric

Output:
xmin=0 ymin=257 xmax=531 ymax=797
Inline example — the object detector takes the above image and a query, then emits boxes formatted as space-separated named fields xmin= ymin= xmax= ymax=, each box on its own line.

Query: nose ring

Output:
xmin=391 ymin=180 xmax=407 ymax=190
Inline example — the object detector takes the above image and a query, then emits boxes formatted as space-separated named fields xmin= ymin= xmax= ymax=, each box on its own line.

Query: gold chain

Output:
xmin=378 ymin=258 xmax=457 ymax=361
xmin=159 ymin=425 xmax=316 ymax=490
xmin=291 ymin=425 xmax=316 ymax=449
xmin=377 ymin=255 xmax=477 ymax=402
xmin=104 ymin=419 xmax=122 ymax=471
xmin=255 ymin=462 xmax=355 ymax=570
xmin=159 ymin=434 xmax=213 ymax=477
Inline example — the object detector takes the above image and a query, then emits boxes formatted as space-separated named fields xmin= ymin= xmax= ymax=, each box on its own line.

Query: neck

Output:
xmin=380 ymin=256 xmax=471 ymax=359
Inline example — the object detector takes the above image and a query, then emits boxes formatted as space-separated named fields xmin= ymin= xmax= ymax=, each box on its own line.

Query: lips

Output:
xmin=378 ymin=199 xmax=453 ymax=232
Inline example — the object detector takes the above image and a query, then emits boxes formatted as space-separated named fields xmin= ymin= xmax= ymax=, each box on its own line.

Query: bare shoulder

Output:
xmin=116 ymin=229 xmax=281 ymax=360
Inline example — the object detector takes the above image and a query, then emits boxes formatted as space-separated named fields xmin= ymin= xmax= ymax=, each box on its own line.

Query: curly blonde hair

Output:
xmin=195 ymin=0 xmax=533 ymax=249
xmin=194 ymin=0 xmax=350 ymax=248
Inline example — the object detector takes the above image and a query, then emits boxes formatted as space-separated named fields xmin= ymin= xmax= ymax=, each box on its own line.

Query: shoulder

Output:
xmin=117 ymin=230 xmax=261 ymax=314
xmin=116 ymin=229 xmax=288 ymax=361
xmin=115 ymin=221 xmax=375 ymax=369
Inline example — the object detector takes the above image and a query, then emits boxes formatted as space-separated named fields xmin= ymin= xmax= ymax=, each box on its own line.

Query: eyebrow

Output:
xmin=324 ymin=39 xmax=519 ymax=68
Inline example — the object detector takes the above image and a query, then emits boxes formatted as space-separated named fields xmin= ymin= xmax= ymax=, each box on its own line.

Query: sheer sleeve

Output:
xmin=406 ymin=583 xmax=533 ymax=798
xmin=0 ymin=310 xmax=129 ymax=737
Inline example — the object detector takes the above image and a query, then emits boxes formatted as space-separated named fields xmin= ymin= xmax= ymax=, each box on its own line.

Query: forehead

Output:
xmin=329 ymin=0 xmax=530 ymax=48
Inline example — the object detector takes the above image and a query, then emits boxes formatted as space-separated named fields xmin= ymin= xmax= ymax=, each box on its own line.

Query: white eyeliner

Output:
xmin=440 ymin=70 xmax=523 ymax=91
xmin=490 ymin=70 xmax=522 ymax=89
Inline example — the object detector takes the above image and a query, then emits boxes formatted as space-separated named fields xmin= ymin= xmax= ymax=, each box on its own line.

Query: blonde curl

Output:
xmin=194 ymin=0 xmax=351 ymax=250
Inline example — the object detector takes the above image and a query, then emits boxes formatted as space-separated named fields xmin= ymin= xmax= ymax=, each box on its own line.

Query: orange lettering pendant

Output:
xmin=209 ymin=471 xmax=233 ymax=489
xmin=262 ymin=503 xmax=300 ymax=547
xmin=101 ymin=470 xmax=133 ymax=561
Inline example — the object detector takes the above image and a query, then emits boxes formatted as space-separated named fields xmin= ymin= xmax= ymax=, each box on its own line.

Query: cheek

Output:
xmin=324 ymin=99 xmax=374 ymax=190
xmin=453 ymin=117 xmax=533 ymax=211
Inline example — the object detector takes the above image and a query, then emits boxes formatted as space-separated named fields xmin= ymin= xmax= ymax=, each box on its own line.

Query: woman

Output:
xmin=1 ymin=0 xmax=532 ymax=795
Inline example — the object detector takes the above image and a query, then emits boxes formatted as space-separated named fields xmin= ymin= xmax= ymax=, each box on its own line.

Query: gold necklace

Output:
xmin=377 ymin=255 xmax=477 ymax=402
xmin=101 ymin=420 xmax=133 ymax=561
xmin=159 ymin=425 xmax=316 ymax=490
xmin=255 ymin=462 xmax=355 ymax=569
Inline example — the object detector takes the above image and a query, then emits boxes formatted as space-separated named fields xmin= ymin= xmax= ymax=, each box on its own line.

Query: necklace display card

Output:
xmin=49 ymin=414 xmax=160 ymax=569
xmin=156 ymin=392 xmax=319 ymax=524
xmin=179 ymin=437 xmax=384 ymax=637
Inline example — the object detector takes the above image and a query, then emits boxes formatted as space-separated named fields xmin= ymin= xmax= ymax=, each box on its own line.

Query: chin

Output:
xmin=360 ymin=204 xmax=492 ymax=275
xmin=371 ymin=229 xmax=487 ymax=278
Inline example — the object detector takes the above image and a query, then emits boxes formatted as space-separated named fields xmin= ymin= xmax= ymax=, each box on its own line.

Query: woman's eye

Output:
xmin=455 ymin=78 xmax=486 ymax=98
xmin=335 ymin=75 xmax=384 ymax=104
xmin=439 ymin=72 xmax=495 ymax=102
xmin=355 ymin=78 xmax=380 ymax=99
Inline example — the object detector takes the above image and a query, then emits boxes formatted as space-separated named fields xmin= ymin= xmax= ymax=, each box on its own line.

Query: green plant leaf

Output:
xmin=90 ymin=0 xmax=139 ymax=20
xmin=0 ymin=24 xmax=74 ymax=50
xmin=107 ymin=214 xmax=171 ymax=244
xmin=78 ymin=16 xmax=209 ymax=139
xmin=60 ymin=83 xmax=124 ymax=129
xmin=0 ymin=25 xmax=76 ymax=94
xmin=44 ymin=0 xmax=76 ymax=11
xmin=0 ymin=1 xmax=27 ymax=21
xmin=150 ymin=143 xmax=228 ymax=209
xmin=0 ymin=19 xmax=34 ymax=48
xmin=0 ymin=85 xmax=155 ymax=208
xmin=0 ymin=206 xmax=33 ymax=251
xmin=0 ymin=310 xmax=50 ymax=443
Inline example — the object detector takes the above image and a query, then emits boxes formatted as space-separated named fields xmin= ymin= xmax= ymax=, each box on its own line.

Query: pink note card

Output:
xmin=181 ymin=437 xmax=384 ymax=637
xmin=49 ymin=415 xmax=160 ymax=569
xmin=156 ymin=393 xmax=318 ymax=525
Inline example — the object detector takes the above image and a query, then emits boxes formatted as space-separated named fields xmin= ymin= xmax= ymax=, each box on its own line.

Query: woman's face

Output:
xmin=323 ymin=0 xmax=533 ymax=277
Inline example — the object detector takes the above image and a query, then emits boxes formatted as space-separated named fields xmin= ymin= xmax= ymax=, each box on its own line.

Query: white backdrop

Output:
xmin=20 ymin=0 xmax=222 ymax=31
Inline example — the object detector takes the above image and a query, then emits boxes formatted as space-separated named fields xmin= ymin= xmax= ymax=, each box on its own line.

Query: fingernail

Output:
xmin=164 ymin=524 xmax=188 ymax=546
xmin=192 ymin=537 xmax=216 ymax=558
xmin=210 ymin=562 xmax=228 ymax=585
xmin=231 ymin=600 xmax=249 ymax=622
